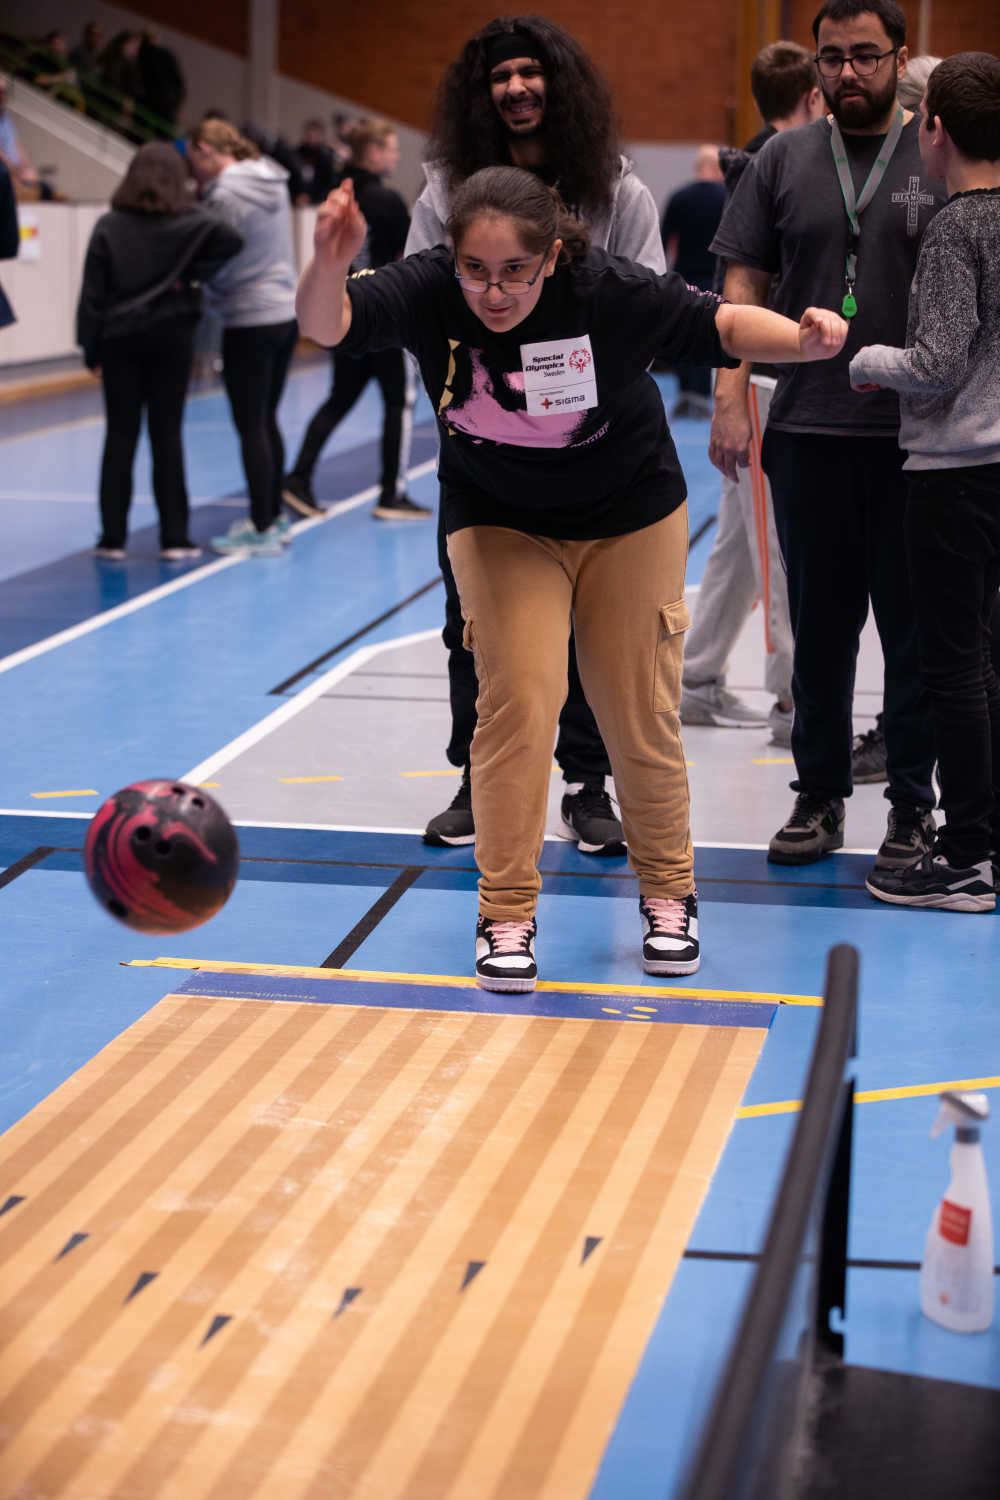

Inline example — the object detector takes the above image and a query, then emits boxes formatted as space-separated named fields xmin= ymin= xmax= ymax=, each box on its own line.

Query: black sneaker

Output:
xmin=475 ymin=915 xmax=537 ymax=991
xmin=866 ymin=850 xmax=995 ymax=912
xmin=852 ymin=714 xmax=887 ymax=784
xmin=768 ymin=793 xmax=845 ymax=865
xmin=561 ymin=782 xmax=626 ymax=856
xmin=873 ymin=805 xmax=936 ymax=870
xmin=282 ymin=475 xmax=325 ymax=517
xmin=423 ymin=771 xmax=474 ymax=847
xmin=639 ymin=893 xmax=700 ymax=974
xmin=372 ymin=494 xmax=433 ymax=520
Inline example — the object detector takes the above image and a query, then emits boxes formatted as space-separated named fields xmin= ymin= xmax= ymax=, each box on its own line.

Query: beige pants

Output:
xmin=447 ymin=508 xmax=693 ymax=921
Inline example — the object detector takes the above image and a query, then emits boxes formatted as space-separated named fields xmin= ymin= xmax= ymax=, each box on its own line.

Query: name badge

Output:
xmin=521 ymin=335 xmax=598 ymax=417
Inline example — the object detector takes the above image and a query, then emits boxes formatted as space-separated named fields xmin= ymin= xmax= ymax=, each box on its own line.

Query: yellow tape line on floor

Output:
xmin=125 ymin=956 xmax=821 ymax=1006
xmin=738 ymin=1074 xmax=1000 ymax=1119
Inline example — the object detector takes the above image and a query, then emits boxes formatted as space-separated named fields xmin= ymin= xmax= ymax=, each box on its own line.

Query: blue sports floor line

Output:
xmin=2 ymin=360 xmax=999 ymax=1499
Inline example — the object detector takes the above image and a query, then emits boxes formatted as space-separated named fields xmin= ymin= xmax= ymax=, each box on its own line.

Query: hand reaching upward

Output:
xmin=314 ymin=178 xmax=369 ymax=270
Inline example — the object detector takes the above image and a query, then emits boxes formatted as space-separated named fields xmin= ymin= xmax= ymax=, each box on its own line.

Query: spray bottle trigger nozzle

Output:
xmin=930 ymin=1091 xmax=990 ymax=1138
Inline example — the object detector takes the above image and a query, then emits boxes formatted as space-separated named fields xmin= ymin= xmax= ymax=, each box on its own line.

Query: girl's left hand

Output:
xmin=798 ymin=307 xmax=848 ymax=361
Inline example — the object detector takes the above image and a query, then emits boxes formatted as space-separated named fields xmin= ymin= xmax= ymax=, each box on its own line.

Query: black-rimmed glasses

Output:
xmin=815 ymin=46 xmax=899 ymax=77
xmin=454 ymin=254 xmax=547 ymax=295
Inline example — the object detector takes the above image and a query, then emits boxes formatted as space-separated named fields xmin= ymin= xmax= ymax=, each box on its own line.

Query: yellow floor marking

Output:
xmin=198 ymin=783 xmax=220 ymax=788
xmin=278 ymin=775 xmax=344 ymax=784
xmin=752 ymin=757 xmax=794 ymax=765
xmin=400 ymin=769 xmax=463 ymax=778
xmin=30 ymin=789 xmax=98 ymax=799
xmin=738 ymin=1073 xmax=1000 ymax=1119
xmin=125 ymin=956 xmax=819 ymax=1006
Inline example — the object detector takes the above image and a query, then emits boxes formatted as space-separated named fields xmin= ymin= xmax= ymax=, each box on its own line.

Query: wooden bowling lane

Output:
xmin=0 ymin=991 xmax=767 ymax=1499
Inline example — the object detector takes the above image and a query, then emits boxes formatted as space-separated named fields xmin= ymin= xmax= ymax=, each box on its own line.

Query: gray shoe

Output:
xmin=852 ymin=714 xmax=887 ymax=783
xmin=768 ymin=793 xmax=845 ymax=865
xmin=768 ymin=702 xmax=793 ymax=748
xmin=680 ymin=682 xmax=769 ymax=728
xmin=873 ymin=806 xmax=936 ymax=871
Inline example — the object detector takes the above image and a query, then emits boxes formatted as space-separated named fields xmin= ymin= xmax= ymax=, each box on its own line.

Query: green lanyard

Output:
xmin=829 ymin=105 xmax=905 ymax=317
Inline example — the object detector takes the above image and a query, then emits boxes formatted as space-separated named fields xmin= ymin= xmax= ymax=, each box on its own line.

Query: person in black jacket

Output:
xmin=0 ymin=158 xmax=17 ymax=330
xmin=282 ymin=117 xmax=430 ymax=521
xmin=76 ymin=143 xmax=242 ymax=560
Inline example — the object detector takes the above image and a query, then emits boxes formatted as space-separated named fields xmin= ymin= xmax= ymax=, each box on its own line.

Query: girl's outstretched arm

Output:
xmin=716 ymin=302 xmax=848 ymax=364
xmin=296 ymin=178 xmax=369 ymax=347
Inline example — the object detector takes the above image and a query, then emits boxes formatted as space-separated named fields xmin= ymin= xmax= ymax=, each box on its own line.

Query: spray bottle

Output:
xmin=920 ymin=1091 xmax=995 ymax=1333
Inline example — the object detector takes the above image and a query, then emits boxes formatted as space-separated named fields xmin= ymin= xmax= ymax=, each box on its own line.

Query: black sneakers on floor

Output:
xmin=852 ymin=714 xmax=887 ymax=784
xmin=561 ymin=782 xmax=626 ymax=856
xmin=423 ymin=771 xmax=474 ymax=847
xmin=639 ymin=893 xmax=700 ymax=975
xmin=282 ymin=475 xmax=325 ymax=517
xmin=866 ymin=850 xmax=995 ymax=912
xmin=768 ymin=793 xmax=845 ymax=865
xmin=475 ymin=915 xmax=537 ymax=991
xmin=873 ymin=805 xmax=936 ymax=870
xmin=372 ymin=494 xmax=432 ymax=520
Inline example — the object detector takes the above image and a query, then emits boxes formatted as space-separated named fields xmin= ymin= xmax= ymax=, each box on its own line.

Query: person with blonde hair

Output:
xmin=896 ymin=53 xmax=942 ymax=109
xmin=282 ymin=116 xmax=427 ymax=520
xmin=187 ymin=119 xmax=299 ymax=557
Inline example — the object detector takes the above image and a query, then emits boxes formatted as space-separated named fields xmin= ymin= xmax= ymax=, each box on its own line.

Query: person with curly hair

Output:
xmin=405 ymin=15 xmax=666 ymax=862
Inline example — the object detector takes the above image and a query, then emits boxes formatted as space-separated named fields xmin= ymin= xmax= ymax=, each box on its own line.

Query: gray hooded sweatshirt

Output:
xmin=202 ymin=157 xmax=297 ymax=328
xmin=404 ymin=157 xmax=665 ymax=271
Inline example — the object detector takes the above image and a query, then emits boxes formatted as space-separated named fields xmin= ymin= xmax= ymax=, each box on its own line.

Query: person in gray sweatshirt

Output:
xmin=188 ymin=118 xmax=298 ymax=557
xmin=851 ymin=52 xmax=1000 ymax=911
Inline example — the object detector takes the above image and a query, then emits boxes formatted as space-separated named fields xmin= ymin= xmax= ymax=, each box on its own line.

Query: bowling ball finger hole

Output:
xmin=108 ymin=899 xmax=128 ymax=919
xmin=134 ymin=827 xmax=151 ymax=842
xmin=155 ymin=840 xmax=171 ymax=856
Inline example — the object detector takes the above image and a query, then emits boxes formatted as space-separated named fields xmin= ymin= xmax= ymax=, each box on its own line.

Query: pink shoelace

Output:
xmin=642 ymin=897 xmax=686 ymax=935
xmin=487 ymin=920 xmax=534 ymax=953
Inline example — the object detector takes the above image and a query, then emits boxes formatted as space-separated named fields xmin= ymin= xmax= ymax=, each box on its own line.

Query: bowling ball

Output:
xmin=83 ymin=780 xmax=239 ymax=934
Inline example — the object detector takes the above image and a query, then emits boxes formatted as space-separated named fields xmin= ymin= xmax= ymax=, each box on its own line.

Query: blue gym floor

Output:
xmin=2 ymin=357 xmax=999 ymax=1497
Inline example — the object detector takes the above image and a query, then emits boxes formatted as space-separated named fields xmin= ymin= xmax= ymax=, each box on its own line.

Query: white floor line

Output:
xmin=181 ymin=627 xmax=442 ymax=785
xmin=0 ymin=461 xmax=439 ymax=677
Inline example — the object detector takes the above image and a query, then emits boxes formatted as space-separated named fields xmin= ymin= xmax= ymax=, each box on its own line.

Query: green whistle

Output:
xmin=842 ymin=292 xmax=858 ymax=318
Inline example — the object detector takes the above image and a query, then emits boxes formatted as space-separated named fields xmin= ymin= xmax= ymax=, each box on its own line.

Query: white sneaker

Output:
xmin=211 ymin=520 xmax=284 ymax=557
xmin=680 ymin=682 xmax=768 ymax=728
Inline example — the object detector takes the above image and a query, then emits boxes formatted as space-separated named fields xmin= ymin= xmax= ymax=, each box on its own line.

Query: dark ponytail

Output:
xmin=446 ymin=166 xmax=590 ymax=263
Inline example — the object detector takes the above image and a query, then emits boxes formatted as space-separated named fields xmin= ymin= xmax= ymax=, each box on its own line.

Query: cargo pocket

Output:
xmin=653 ymin=598 xmax=691 ymax=712
xmin=462 ymin=616 xmax=494 ymax=718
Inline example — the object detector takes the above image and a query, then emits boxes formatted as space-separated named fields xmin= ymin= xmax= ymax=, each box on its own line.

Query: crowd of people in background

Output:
xmin=2 ymin=4 xmax=998 ymax=956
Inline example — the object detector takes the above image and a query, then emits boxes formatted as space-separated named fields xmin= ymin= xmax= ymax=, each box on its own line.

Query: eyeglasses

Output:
xmin=454 ymin=254 xmax=547 ymax=295
xmin=815 ymin=46 xmax=898 ymax=77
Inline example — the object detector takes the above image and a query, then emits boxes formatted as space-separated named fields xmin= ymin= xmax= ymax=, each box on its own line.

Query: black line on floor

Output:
xmin=320 ymin=866 xmax=424 ymax=968
xmin=269 ymin=577 xmax=443 ymax=696
xmin=30 ymin=845 xmax=871 ymax=895
xmin=0 ymin=847 xmax=56 ymax=890
xmin=690 ymin=514 xmax=717 ymax=548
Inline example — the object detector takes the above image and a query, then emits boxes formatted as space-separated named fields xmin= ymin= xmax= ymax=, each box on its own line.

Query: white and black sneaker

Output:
xmin=424 ymin=770 xmax=474 ymax=847
xmin=866 ymin=850 xmax=995 ymax=912
xmin=475 ymin=915 xmax=537 ymax=992
xmin=639 ymin=893 xmax=700 ymax=975
xmin=561 ymin=782 xmax=626 ymax=856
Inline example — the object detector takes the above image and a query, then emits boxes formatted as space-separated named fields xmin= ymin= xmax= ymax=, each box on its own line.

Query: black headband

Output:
xmin=484 ymin=30 xmax=544 ymax=73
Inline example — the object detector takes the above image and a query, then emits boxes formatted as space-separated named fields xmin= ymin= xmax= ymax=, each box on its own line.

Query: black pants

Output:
xmin=290 ymin=347 xmax=407 ymax=505
xmin=762 ymin=428 xmax=935 ymax=809
xmin=436 ymin=506 xmax=612 ymax=781
xmin=98 ymin=324 xmax=195 ymax=549
xmin=674 ymin=273 xmax=713 ymax=400
xmin=905 ymin=464 xmax=1000 ymax=865
xmin=221 ymin=320 xmax=298 ymax=532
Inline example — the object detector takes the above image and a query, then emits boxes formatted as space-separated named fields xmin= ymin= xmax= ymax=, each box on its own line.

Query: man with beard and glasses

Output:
xmin=403 ymin=15 xmax=664 ymax=857
xmin=709 ymin=0 xmax=945 ymax=876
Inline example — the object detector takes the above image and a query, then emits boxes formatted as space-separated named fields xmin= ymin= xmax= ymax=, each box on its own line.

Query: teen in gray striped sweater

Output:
xmin=850 ymin=52 xmax=1000 ymax=911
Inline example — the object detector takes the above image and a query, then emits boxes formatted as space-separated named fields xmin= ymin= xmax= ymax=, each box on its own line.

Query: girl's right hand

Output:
xmin=314 ymin=178 xmax=368 ymax=270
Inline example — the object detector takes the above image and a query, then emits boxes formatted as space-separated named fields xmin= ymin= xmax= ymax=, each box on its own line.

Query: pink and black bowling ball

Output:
xmin=83 ymin=780 xmax=239 ymax=934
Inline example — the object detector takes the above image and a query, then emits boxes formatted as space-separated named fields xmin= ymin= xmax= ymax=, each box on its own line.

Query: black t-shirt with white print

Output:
xmin=338 ymin=245 xmax=738 ymax=537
